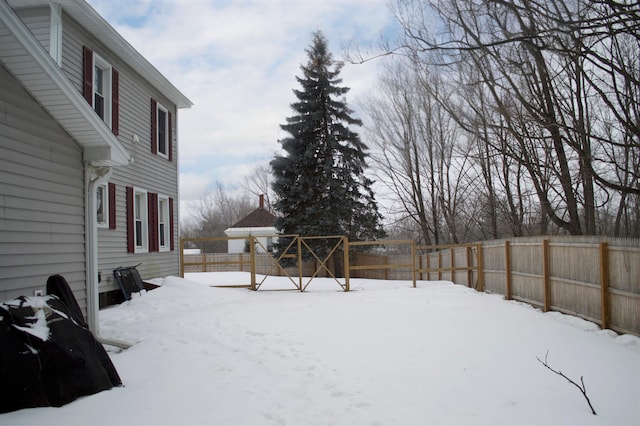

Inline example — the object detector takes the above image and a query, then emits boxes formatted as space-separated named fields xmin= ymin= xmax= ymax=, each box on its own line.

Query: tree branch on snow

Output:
xmin=536 ymin=351 xmax=597 ymax=415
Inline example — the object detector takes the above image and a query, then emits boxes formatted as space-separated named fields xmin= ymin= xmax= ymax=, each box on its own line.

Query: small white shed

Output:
xmin=224 ymin=195 xmax=278 ymax=253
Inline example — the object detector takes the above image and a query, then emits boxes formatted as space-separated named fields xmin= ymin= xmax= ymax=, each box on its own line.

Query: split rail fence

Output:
xmin=180 ymin=236 xmax=639 ymax=336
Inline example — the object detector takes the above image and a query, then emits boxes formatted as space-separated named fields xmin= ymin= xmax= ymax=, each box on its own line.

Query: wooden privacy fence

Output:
xmin=478 ymin=237 xmax=640 ymax=336
xmin=416 ymin=237 xmax=639 ymax=336
xmin=180 ymin=235 xmax=639 ymax=336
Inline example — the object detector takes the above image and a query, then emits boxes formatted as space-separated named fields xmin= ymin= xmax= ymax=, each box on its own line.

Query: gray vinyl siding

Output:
xmin=60 ymin=12 xmax=180 ymax=291
xmin=0 ymin=65 xmax=86 ymax=307
xmin=15 ymin=7 xmax=50 ymax=53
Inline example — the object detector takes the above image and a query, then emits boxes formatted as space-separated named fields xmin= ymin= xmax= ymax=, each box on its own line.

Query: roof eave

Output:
xmin=224 ymin=227 xmax=278 ymax=236
xmin=0 ymin=0 xmax=131 ymax=166
xmin=8 ymin=0 xmax=193 ymax=109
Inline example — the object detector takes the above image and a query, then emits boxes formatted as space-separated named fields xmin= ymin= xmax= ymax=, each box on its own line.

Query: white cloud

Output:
xmin=87 ymin=0 xmax=395 ymax=221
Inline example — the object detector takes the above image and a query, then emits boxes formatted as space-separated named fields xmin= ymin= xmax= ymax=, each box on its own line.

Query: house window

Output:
xmin=157 ymin=104 xmax=168 ymax=158
xmin=83 ymin=46 xmax=119 ymax=135
xmin=134 ymin=189 xmax=148 ymax=253
xmin=96 ymin=183 xmax=108 ymax=228
xmin=158 ymin=196 xmax=170 ymax=251
xmin=93 ymin=54 xmax=112 ymax=128
xmin=127 ymin=187 xmax=174 ymax=253
xmin=150 ymin=99 xmax=172 ymax=160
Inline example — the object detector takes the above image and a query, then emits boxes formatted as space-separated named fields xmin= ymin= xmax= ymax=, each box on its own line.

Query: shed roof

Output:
xmin=230 ymin=208 xmax=277 ymax=229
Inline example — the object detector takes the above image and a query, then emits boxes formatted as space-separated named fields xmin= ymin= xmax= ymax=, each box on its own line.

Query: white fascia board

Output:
xmin=224 ymin=227 xmax=278 ymax=237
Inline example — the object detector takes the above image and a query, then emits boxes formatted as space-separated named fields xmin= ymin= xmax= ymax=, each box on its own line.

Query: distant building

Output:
xmin=224 ymin=195 xmax=278 ymax=253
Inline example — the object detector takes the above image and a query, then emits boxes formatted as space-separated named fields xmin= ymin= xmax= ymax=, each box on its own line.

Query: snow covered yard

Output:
xmin=1 ymin=273 xmax=639 ymax=425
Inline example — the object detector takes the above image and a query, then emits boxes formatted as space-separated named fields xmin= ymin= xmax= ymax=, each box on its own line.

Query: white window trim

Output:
xmin=156 ymin=103 xmax=169 ymax=158
xmin=96 ymin=183 xmax=108 ymax=229
xmin=158 ymin=194 xmax=170 ymax=252
xmin=49 ymin=4 xmax=62 ymax=66
xmin=134 ymin=188 xmax=148 ymax=254
xmin=93 ymin=53 xmax=112 ymax=129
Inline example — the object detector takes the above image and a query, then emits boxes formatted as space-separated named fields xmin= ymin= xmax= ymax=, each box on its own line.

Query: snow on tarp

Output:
xmin=0 ymin=295 xmax=121 ymax=413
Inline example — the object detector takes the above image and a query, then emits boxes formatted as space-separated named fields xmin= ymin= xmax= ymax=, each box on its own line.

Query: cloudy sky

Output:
xmin=85 ymin=0 xmax=398 ymax=222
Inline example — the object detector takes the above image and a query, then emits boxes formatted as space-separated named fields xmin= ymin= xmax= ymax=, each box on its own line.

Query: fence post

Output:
xmin=179 ymin=238 xmax=185 ymax=277
xmin=450 ymin=248 xmax=455 ymax=282
xmin=466 ymin=245 xmax=472 ymax=288
xmin=425 ymin=253 xmax=430 ymax=281
xmin=384 ymin=256 xmax=389 ymax=280
xmin=411 ymin=240 xmax=416 ymax=288
xmin=505 ymin=240 xmax=512 ymax=300
xmin=297 ymin=236 xmax=303 ymax=291
xmin=419 ymin=255 xmax=423 ymax=281
xmin=542 ymin=239 xmax=551 ymax=312
xmin=250 ymin=237 xmax=256 ymax=291
xmin=476 ymin=243 xmax=484 ymax=292
xmin=600 ymin=242 xmax=609 ymax=330
xmin=343 ymin=236 xmax=350 ymax=292
xmin=438 ymin=251 xmax=442 ymax=280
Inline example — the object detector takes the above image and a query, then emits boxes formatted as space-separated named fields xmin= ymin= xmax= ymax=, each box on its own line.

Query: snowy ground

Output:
xmin=2 ymin=272 xmax=639 ymax=425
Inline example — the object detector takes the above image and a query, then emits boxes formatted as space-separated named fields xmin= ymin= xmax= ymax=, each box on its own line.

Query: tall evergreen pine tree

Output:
xmin=271 ymin=31 xmax=385 ymax=257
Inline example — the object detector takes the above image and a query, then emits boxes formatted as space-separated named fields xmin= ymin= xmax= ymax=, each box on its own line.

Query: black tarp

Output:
xmin=46 ymin=274 xmax=87 ymax=328
xmin=0 ymin=291 xmax=122 ymax=413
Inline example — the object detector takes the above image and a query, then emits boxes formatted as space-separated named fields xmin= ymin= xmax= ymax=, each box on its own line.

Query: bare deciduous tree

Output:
xmin=186 ymin=182 xmax=255 ymax=252
xmin=372 ymin=0 xmax=640 ymax=238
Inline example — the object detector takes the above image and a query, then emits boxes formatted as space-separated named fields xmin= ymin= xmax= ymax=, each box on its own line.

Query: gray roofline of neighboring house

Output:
xmin=0 ymin=0 xmax=131 ymax=166
xmin=7 ymin=0 xmax=193 ymax=109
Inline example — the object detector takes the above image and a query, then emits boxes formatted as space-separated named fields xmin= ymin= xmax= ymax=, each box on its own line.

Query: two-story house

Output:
xmin=0 ymin=0 xmax=192 ymax=334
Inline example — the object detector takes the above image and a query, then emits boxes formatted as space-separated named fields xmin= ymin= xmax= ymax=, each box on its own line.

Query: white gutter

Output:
xmin=85 ymin=164 xmax=131 ymax=349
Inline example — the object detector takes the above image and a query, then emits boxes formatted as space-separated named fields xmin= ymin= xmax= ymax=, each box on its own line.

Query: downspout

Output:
xmin=85 ymin=163 xmax=131 ymax=349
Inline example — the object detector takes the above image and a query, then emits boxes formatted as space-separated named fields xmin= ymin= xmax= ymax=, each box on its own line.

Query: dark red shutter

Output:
xmin=126 ymin=187 xmax=134 ymax=253
xmin=154 ymin=193 xmax=160 ymax=252
xmin=148 ymin=193 xmax=159 ymax=252
xmin=108 ymin=183 xmax=116 ymax=229
xmin=168 ymin=111 xmax=173 ymax=162
xmin=169 ymin=197 xmax=175 ymax=251
xmin=112 ymin=68 xmax=119 ymax=135
xmin=150 ymin=99 xmax=157 ymax=154
xmin=82 ymin=46 xmax=93 ymax=104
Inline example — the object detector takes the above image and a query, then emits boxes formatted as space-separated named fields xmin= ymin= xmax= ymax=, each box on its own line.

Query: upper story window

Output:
xmin=157 ymin=104 xmax=169 ymax=158
xmin=93 ymin=54 xmax=112 ymax=125
xmin=83 ymin=46 xmax=119 ymax=135
xmin=151 ymin=98 xmax=172 ymax=161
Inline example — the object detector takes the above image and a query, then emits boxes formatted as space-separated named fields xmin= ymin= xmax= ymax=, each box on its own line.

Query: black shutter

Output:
xmin=112 ymin=68 xmax=119 ymax=135
xmin=169 ymin=197 xmax=175 ymax=251
xmin=108 ymin=183 xmax=116 ymax=230
xmin=147 ymin=193 xmax=159 ymax=252
xmin=150 ymin=99 xmax=157 ymax=155
xmin=168 ymin=111 xmax=173 ymax=162
xmin=126 ymin=187 xmax=134 ymax=253
xmin=82 ymin=46 xmax=93 ymax=104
